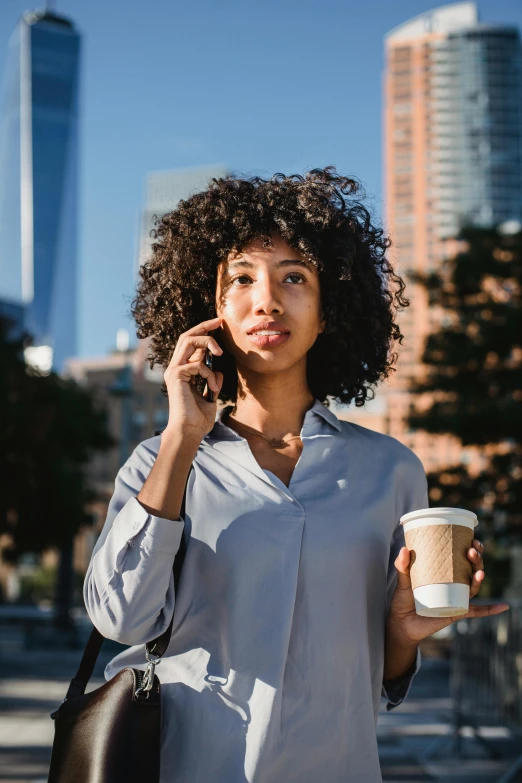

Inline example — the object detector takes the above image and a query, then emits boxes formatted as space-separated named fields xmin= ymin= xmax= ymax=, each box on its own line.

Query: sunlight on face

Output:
xmin=215 ymin=234 xmax=325 ymax=373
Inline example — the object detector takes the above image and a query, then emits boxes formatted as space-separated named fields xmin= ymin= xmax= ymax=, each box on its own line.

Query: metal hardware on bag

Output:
xmin=134 ymin=651 xmax=162 ymax=699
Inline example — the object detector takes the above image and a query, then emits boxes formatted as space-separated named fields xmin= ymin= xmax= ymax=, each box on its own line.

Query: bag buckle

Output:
xmin=134 ymin=651 xmax=162 ymax=699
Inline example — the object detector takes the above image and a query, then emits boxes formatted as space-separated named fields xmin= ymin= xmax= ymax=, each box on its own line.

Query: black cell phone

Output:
xmin=204 ymin=347 xmax=214 ymax=402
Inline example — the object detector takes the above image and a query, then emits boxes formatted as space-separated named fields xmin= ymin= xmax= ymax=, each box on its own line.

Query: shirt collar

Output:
xmin=208 ymin=397 xmax=342 ymax=442
xmin=308 ymin=398 xmax=343 ymax=432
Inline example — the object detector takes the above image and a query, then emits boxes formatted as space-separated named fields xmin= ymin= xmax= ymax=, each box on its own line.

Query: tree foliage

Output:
xmin=407 ymin=226 xmax=522 ymax=545
xmin=0 ymin=316 xmax=114 ymax=562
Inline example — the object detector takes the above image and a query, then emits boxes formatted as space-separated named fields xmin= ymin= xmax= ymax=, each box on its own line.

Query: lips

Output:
xmin=246 ymin=322 xmax=290 ymax=348
xmin=247 ymin=322 xmax=290 ymax=335
xmin=247 ymin=332 xmax=290 ymax=348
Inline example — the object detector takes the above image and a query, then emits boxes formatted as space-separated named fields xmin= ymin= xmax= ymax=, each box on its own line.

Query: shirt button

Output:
xmin=133 ymin=521 xmax=140 ymax=531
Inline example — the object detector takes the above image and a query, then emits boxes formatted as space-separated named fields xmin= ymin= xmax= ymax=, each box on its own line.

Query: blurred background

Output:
xmin=0 ymin=1 xmax=521 ymax=781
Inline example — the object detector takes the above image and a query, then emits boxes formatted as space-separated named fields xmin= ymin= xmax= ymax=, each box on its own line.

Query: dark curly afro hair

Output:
xmin=131 ymin=166 xmax=409 ymax=407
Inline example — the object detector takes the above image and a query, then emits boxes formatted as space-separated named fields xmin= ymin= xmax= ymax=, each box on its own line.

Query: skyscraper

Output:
xmin=138 ymin=164 xmax=229 ymax=271
xmin=381 ymin=1 xmax=522 ymax=470
xmin=0 ymin=9 xmax=81 ymax=372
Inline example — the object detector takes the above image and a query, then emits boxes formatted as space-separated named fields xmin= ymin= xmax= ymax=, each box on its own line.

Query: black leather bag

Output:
xmin=47 ymin=475 xmax=189 ymax=783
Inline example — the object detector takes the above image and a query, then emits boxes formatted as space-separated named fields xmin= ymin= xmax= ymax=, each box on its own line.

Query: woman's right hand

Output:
xmin=163 ymin=316 xmax=224 ymax=443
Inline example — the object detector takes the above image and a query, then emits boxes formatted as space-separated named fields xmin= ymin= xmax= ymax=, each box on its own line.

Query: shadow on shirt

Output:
xmin=153 ymin=515 xmax=296 ymax=778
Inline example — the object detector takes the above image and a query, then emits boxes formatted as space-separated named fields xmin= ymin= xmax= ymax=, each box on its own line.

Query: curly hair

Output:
xmin=131 ymin=166 xmax=409 ymax=407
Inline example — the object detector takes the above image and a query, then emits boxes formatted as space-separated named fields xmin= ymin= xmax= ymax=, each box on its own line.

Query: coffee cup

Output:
xmin=399 ymin=507 xmax=478 ymax=617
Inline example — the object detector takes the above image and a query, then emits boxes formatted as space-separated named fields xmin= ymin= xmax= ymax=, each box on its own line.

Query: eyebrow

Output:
xmin=226 ymin=258 xmax=315 ymax=272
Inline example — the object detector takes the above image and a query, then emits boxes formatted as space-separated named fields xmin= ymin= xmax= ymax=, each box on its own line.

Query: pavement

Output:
xmin=377 ymin=655 xmax=522 ymax=782
xmin=0 ymin=638 xmax=521 ymax=783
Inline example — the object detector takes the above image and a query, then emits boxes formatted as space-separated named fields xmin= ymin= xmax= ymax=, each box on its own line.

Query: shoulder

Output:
xmin=124 ymin=434 xmax=163 ymax=474
xmin=123 ymin=432 xmax=209 ymax=475
xmin=337 ymin=419 xmax=425 ymax=476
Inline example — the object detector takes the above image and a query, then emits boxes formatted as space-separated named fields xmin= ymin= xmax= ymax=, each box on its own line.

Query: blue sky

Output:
xmin=1 ymin=0 xmax=521 ymax=358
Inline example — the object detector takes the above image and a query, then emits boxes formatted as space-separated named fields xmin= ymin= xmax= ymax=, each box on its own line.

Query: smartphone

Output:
xmin=204 ymin=347 xmax=214 ymax=402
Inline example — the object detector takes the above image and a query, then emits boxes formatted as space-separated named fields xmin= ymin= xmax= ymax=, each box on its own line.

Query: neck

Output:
xmin=229 ymin=359 xmax=314 ymax=438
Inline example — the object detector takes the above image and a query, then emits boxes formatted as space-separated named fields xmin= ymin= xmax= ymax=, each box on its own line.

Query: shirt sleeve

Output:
xmin=382 ymin=644 xmax=422 ymax=711
xmin=83 ymin=443 xmax=186 ymax=646
xmin=381 ymin=451 xmax=429 ymax=711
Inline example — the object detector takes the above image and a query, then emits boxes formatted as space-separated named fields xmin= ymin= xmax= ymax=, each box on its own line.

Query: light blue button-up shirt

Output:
xmin=84 ymin=398 xmax=427 ymax=783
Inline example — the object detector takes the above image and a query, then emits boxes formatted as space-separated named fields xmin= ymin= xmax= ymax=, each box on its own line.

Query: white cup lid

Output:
xmin=400 ymin=506 xmax=478 ymax=526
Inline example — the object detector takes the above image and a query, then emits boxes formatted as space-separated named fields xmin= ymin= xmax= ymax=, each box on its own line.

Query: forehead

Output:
xmin=223 ymin=235 xmax=316 ymax=273
xmin=228 ymin=234 xmax=299 ymax=261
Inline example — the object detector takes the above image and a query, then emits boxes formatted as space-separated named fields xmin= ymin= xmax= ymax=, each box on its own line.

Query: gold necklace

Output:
xmin=227 ymin=415 xmax=302 ymax=449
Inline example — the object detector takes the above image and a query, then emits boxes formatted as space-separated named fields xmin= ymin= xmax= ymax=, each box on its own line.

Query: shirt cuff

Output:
xmin=381 ymin=644 xmax=421 ymax=711
xmin=112 ymin=496 xmax=184 ymax=554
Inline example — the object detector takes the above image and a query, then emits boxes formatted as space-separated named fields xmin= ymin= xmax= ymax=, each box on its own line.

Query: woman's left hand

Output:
xmin=387 ymin=539 xmax=510 ymax=645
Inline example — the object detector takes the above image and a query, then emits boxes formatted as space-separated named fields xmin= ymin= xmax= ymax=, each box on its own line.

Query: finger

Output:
xmin=186 ymin=343 xmax=221 ymax=365
xmin=470 ymin=568 xmax=485 ymax=598
xmin=187 ymin=347 xmax=207 ymax=365
xmin=393 ymin=547 xmax=413 ymax=591
xmin=176 ymin=336 xmax=223 ymax=366
xmin=461 ymin=602 xmax=510 ymax=619
xmin=185 ymin=317 xmax=223 ymax=336
xmin=203 ymin=371 xmax=224 ymax=398
xmin=177 ymin=361 xmax=219 ymax=392
xmin=467 ymin=545 xmax=484 ymax=572
xmin=203 ymin=374 xmax=224 ymax=402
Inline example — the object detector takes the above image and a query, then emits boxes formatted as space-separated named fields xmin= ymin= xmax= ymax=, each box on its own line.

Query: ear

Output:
xmin=319 ymin=312 xmax=326 ymax=334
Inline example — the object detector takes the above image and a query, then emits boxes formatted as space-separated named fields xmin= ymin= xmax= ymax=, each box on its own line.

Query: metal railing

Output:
xmin=422 ymin=599 xmax=522 ymax=781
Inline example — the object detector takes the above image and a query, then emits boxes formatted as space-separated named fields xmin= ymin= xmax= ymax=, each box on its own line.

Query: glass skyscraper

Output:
xmin=0 ymin=9 xmax=81 ymax=372
xmin=385 ymin=1 xmax=522 ymax=274
xmin=378 ymin=1 xmax=522 ymax=471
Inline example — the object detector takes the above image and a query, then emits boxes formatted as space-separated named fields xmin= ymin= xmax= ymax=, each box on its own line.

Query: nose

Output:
xmin=253 ymin=274 xmax=284 ymax=315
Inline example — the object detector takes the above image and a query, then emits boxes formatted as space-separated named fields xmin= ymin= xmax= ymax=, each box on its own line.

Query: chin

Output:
xmin=242 ymin=350 xmax=305 ymax=373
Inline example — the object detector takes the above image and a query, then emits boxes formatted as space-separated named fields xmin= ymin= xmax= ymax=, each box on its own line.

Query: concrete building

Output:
xmin=377 ymin=2 xmax=522 ymax=471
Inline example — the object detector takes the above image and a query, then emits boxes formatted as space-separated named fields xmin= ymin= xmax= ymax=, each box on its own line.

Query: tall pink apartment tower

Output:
xmin=360 ymin=1 xmax=522 ymax=473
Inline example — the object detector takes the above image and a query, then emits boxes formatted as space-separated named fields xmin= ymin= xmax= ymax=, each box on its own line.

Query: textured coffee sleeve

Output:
xmin=403 ymin=524 xmax=473 ymax=590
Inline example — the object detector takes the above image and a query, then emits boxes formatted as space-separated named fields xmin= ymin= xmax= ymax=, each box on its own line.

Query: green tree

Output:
xmin=0 ymin=315 xmax=114 ymax=625
xmin=407 ymin=226 xmax=522 ymax=551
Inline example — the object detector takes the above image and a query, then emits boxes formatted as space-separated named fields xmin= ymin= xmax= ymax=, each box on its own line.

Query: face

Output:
xmin=215 ymin=234 xmax=326 ymax=373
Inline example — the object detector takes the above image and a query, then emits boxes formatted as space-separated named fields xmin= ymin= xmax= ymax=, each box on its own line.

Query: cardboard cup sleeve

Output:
xmin=404 ymin=523 xmax=474 ymax=591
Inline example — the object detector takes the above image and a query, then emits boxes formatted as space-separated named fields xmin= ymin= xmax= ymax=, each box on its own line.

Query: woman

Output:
xmin=84 ymin=167 xmax=506 ymax=782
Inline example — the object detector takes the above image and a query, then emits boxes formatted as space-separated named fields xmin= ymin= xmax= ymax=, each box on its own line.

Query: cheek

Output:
xmin=215 ymin=309 xmax=244 ymax=353
xmin=216 ymin=293 xmax=252 ymax=339
xmin=299 ymin=297 xmax=323 ymax=332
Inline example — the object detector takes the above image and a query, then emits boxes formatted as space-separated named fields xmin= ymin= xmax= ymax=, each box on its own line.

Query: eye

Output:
xmin=230 ymin=273 xmax=306 ymax=285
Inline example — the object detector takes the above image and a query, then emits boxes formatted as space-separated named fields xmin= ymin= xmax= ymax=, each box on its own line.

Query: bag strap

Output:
xmin=66 ymin=466 xmax=191 ymax=700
